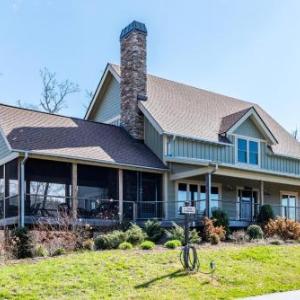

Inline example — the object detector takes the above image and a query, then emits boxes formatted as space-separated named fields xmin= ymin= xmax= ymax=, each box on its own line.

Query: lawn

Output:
xmin=0 ymin=244 xmax=300 ymax=300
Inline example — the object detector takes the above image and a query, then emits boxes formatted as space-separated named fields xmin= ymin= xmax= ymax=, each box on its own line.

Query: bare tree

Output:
xmin=39 ymin=67 xmax=80 ymax=113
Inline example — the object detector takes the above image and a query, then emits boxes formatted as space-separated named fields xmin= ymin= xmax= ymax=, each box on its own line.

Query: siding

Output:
xmin=0 ymin=131 xmax=11 ymax=161
xmin=233 ymin=117 xmax=265 ymax=139
xmin=144 ymin=118 xmax=164 ymax=160
xmin=167 ymin=135 xmax=235 ymax=164
xmin=91 ymin=76 xmax=120 ymax=123
xmin=260 ymin=143 xmax=300 ymax=175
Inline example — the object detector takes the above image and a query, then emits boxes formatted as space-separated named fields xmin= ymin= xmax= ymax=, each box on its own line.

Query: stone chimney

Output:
xmin=120 ymin=21 xmax=147 ymax=140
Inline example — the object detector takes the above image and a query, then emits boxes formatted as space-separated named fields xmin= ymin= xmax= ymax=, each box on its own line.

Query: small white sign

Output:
xmin=181 ymin=206 xmax=196 ymax=214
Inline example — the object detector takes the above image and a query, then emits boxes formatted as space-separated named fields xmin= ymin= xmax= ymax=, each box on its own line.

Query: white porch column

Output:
xmin=205 ymin=172 xmax=212 ymax=218
xmin=163 ymin=172 xmax=168 ymax=220
xmin=260 ymin=181 xmax=264 ymax=205
xmin=71 ymin=163 xmax=78 ymax=219
xmin=118 ymin=169 xmax=123 ymax=223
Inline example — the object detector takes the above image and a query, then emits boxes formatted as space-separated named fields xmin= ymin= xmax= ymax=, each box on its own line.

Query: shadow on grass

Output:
xmin=135 ymin=269 xmax=188 ymax=289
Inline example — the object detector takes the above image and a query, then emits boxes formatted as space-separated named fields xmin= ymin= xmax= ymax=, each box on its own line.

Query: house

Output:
xmin=0 ymin=20 xmax=299 ymax=228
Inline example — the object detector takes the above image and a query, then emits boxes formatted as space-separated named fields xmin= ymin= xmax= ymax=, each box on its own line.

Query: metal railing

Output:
xmin=1 ymin=194 xmax=299 ymax=224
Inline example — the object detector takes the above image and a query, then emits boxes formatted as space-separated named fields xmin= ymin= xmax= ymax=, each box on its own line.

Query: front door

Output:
xmin=238 ymin=189 xmax=258 ymax=221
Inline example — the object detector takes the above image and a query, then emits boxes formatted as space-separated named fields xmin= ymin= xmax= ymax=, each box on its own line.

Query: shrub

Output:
xmin=257 ymin=205 xmax=274 ymax=225
xmin=210 ymin=233 xmax=220 ymax=245
xmin=118 ymin=242 xmax=133 ymax=250
xmin=126 ymin=224 xmax=146 ymax=245
xmin=164 ymin=239 xmax=182 ymax=249
xmin=82 ymin=239 xmax=94 ymax=251
xmin=247 ymin=224 xmax=264 ymax=240
xmin=165 ymin=224 xmax=200 ymax=244
xmin=229 ymin=230 xmax=247 ymax=243
xmin=52 ymin=247 xmax=66 ymax=256
xmin=189 ymin=229 xmax=201 ymax=244
xmin=11 ymin=227 xmax=33 ymax=259
xmin=165 ymin=224 xmax=184 ymax=242
xmin=140 ymin=241 xmax=155 ymax=250
xmin=94 ymin=230 xmax=126 ymax=250
xmin=264 ymin=218 xmax=300 ymax=240
xmin=211 ymin=209 xmax=230 ymax=235
xmin=144 ymin=219 xmax=164 ymax=242
xmin=33 ymin=244 xmax=48 ymax=257
xmin=202 ymin=217 xmax=226 ymax=242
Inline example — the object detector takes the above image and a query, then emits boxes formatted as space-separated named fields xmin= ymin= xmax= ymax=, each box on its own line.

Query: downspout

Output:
xmin=20 ymin=152 xmax=29 ymax=227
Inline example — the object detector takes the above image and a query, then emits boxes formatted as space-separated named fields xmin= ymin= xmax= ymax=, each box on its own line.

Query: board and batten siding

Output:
xmin=144 ymin=118 xmax=164 ymax=160
xmin=167 ymin=135 xmax=235 ymax=165
xmin=91 ymin=76 xmax=120 ymax=123
xmin=0 ymin=132 xmax=11 ymax=160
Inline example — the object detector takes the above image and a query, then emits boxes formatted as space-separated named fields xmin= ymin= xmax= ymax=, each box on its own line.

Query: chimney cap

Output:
xmin=120 ymin=20 xmax=147 ymax=40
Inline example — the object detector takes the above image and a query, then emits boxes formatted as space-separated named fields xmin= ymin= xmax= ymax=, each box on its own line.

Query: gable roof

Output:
xmin=220 ymin=107 xmax=278 ymax=144
xmin=0 ymin=104 xmax=166 ymax=171
xmin=107 ymin=63 xmax=300 ymax=159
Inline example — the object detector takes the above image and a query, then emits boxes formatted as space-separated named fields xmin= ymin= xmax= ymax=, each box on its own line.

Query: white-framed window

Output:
xmin=236 ymin=136 xmax=260 ymax=166
xmin=176 ymin=181 xmax=222 ymax=216
xmin=280 ymin=192 xmax=297 ymax=220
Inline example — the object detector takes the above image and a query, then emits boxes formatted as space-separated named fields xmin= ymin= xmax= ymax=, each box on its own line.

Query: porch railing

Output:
xmin=1 ymin=194 xmax=300 ymax=225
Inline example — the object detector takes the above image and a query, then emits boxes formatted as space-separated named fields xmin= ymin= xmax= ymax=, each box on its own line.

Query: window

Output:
xmin=281 ymin=193 xmax=296 ymax=220
xmin=237 ymin=137 xmax=259 ymax=166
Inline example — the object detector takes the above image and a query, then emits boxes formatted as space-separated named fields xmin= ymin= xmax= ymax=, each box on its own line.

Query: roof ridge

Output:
xmin=0 ymin=102 xmax=119 ymax=129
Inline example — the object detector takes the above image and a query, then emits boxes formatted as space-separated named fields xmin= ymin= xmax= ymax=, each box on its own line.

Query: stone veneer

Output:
xmin=120 ymin=21 xmax=147 ymax=140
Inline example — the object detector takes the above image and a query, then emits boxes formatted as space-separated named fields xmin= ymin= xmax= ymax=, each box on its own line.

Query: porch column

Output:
xmin=260 ymin=181 xmax=264 ymax=205
xmin=205 ymin=172 xmax=212 ymax=218
xmin=118 ymin=169 xmax=123 ymax=223
xmin=71 ymin=163 xmax=78 ymax=219
xmin=163 ymin=172 xmax=168 ymax=220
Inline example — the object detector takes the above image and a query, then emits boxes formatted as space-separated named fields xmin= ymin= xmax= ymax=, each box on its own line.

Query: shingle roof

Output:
xmin=0 ymin=104 xmax=166 ymax=170
xmin=111 ymin=64 xmax=300 ymax=159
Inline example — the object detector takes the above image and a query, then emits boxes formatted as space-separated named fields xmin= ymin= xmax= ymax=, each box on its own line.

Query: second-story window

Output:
xmin=237 ymin=137 xmax=259 ymax=166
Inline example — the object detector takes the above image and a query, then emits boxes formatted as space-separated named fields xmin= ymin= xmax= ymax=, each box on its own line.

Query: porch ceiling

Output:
xmin=170 ymin=165 xmax=300 ymax=186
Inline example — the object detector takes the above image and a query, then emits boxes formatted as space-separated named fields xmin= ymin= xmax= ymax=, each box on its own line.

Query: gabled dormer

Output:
xmin=220 ymin=107 xmax=278 ymax=167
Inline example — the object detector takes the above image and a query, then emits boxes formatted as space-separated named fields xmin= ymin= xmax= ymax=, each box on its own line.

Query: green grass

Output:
xmin=0 ymin=245 xmax=300 ymax=299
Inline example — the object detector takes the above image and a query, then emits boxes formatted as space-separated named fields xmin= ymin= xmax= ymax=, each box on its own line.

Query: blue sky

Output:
xmin=0 ymin=0 xmax=300 ymax=133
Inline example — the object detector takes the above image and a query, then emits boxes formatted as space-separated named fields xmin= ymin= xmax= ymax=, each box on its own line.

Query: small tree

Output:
xmin=211 ymin=208 xmax=230 ymax=235
xmin=257 ymin=204 xmax=274 ymax=225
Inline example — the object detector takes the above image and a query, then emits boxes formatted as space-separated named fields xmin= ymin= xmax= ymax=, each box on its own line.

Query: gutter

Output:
xmin=19 ymin=152 xmax=29 ymax=227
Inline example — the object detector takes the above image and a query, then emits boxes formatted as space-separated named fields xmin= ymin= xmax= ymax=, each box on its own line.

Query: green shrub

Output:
xmin=140 ymin=241 xmax=155 ymax=250
xmin=166 ymin=224 xmax=201 ymax=244
xmin=94 ymin=230 xmax=126 ymax=250
xmin=33 ymin=244 xmax=48 ymax=257
xmin=210 ymin=233 xmax=220 ymax=245
xmin=211 ymin=208 xmax=230 ymax=235
xmin=247 ymin=224 xmax=264 ymax=240
xmin=164 ymin=239 xmax=182 ymax=249
xmin=118 ymin=242 xmax=133 ymax=250
xmin=52 ymin=247 xmax=65 ymax=256
xmin=144 ymin=219 xmax=164 ymax=242
xmin=165 ymin=224 xmax=184 ymax=242
xmin=82 ymin=239 xmax=94 ymax=251
xmin=11 ymin=227 xmax=33 ymax=259
xmin=257 ymin=205 xmax=274 ymax=225
xmin=189 ymin=229 xmax=201 ymax=244
xmin=126 ymin=224 xmax=146 ymax=245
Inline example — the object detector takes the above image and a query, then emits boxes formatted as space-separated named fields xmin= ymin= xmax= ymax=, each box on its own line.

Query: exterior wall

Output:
xmin=144 ymin=118 xmax=163 ymax=160
xmin=233 ymin=117 xmax=265 ymax=139
xmin=90 ymin=76 xmax=120 ymax=124
xmin=166 ymin=135 xmax=235 ymax=164
xmin=0 ymin=132 xmax=11 ymax=161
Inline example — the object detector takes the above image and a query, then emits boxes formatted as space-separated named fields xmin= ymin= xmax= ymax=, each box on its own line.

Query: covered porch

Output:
xmin=0 ymin=157 xmax=164 ymax=227
xmin=167 ymin=164 xmax=300 ymax=227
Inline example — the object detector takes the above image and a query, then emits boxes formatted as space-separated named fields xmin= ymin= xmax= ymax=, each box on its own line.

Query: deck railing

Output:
xmin=0 ymin=194 xmax=299 ymax=225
